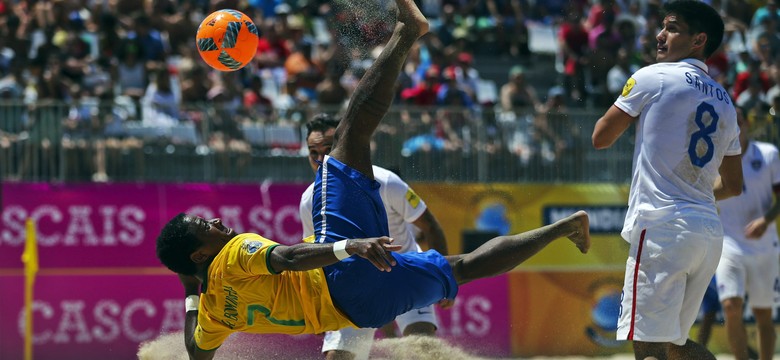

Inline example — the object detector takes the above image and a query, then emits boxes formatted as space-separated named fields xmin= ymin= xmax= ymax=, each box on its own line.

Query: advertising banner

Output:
xmin=0 ymin=273 xmax=510 ymax=359
xmin=412 ymin=183 xmax=630 ymax=267
xmin=1 ymin=182 xmax=308 ymax=269
xmin=509 ymin=270 xmax=632 ymax=356
xmin=0 ymin=183 xmax=512 ymax=359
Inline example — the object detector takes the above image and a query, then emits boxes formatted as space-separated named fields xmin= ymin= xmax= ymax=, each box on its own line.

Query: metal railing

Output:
xmin=1 ymin=101 xmax=777 ymax=183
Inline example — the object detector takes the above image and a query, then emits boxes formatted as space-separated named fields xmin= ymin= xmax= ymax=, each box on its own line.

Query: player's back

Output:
xmin=618 ymin=59 xmax=740 ymax=233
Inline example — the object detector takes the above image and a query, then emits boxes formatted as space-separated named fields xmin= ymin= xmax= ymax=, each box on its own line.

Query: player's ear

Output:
xmin=190 ymin=249 xmax=209 ymax=264
xmin=693 ymin=33 xmax=707 ymax=48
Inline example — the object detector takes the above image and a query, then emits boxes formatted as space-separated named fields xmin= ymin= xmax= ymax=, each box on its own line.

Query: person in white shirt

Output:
xmin=591 ymin=1 xmax=744 ymax=358
xmin=299 ymin=114 xmax=451 ymax=360
xmin=716 ymin=106 xmax=780 ymax=360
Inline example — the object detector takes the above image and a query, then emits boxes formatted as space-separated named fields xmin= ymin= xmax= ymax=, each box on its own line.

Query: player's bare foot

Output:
xmin=564 ymin=210 xmax=591 ymax=254
xmin=395 ymin=0 xmax=429 ymax=39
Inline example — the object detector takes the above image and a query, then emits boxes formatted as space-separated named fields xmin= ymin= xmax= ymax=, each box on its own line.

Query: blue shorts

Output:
xmin=312 ymin=156 xmax=459 ymax=327
xmin=325 ymin=250 xmax=458 ymax=328
xmin=312 ymin=156 xmax=389 ymax=242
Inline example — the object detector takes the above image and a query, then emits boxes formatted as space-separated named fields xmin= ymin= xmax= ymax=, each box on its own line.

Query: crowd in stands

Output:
xmin=0 ymin=0 xmax=779 ymax=182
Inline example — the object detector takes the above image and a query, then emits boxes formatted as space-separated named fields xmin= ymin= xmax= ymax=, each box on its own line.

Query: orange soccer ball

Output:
xmin=195 ymin=9 xmax=259 ymax=71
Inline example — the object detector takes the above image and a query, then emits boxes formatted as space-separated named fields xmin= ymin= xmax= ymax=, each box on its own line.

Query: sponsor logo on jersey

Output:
xmin=621 ymin=77 xmax=636 ymax=97
xmin=406 ymin=188 xmax=421 ymax=208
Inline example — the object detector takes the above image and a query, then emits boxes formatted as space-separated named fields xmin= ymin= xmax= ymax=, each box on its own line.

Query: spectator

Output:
xmin=500 ymin=65 xmax=541 ymax=112
xmin=243 ymin=75 xmax=274 ymax=119
xmin=284 ymin=39 xmax=323 ymax=103
xmin=558 ymin=4 xmax=589 ymax=103
xmin=607 ymin=47 xmax=638 ymax=100
xmin=733 ymin=58 xmax=771 ymax=100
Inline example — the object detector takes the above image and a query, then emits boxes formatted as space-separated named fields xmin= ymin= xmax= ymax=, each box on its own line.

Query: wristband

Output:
xmin=333 ymin=240 xmax=350 ymax=260
xmin=185 ymin=295 xmax=199 ymax=312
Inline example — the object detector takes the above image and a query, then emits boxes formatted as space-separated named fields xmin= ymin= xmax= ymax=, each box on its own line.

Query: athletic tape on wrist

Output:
xmin=185 ymin=295 xmax=199 ymax=312
xmin=333 ymin=240 xmax=350 ymax=260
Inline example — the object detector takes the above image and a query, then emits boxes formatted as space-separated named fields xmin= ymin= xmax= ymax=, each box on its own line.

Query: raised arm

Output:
xmin=328 ymin=0 xmax=429 ymax=177
xmin=592 ymin=105 xmax=635 ymax=149
xmin=268 ymin=237 xmax=401 ymax=273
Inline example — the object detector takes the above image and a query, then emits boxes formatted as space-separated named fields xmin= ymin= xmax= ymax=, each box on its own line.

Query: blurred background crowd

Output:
xmin=0 ymin=0 xmax=779 ymax=183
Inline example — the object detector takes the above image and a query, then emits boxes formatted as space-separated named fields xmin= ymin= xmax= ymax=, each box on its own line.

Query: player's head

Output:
xmin=657 ymin=0 xmax=723 ymax=62
xmin=156 ymin=213 xmax=237 ymax=275
xmin=305 ymin=114 xmax=340 ymax=172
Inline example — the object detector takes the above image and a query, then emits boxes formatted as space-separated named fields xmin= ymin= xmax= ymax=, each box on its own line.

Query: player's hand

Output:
xmin=178 ymin=273 xmax=202 ymax=294
xmin=437 ymin=298 xmax=455 ymax=309
xmin=745 ymin=218 xmax=769 ymax=239
xmin=347 ymin=237 xmax=401 ymax=272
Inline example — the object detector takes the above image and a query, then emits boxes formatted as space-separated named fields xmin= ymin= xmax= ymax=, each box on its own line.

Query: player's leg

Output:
xmin=722 ymin=297 xmax=748 ymax=359
xmin=668 ymin=217 xmax=722 ymax=360
xmin=667 ymin=339 xmax=716 ymax=360
xmin=395 ymin=304 xmax=437 ymax=336
xmin=752 ymin=307 xmax=775 ymax=360
xmin=327 ymin=0 xmax=428 ymax=178
xmin=632 ymin=341 xmax=665 ymax=360
xmin=695 ymin=277 xmax=720 ymax=347
xmin=445 ymin=211 xmax=589 ymax=285
xmin=746 ymin=252 xmax=778 ymax=360
xmin=322 ymin=328 xmax=375 ymax=360
xmin=716 ymin=253 xmax=749 ymax=360
xmin=617 ymin=216 xmax=721 ymax=360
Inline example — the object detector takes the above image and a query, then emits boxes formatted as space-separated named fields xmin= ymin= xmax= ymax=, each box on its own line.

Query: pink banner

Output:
xmin=0 ymin=274 xmax=509 ymax=360
xmin=0 ymin=183 xmax=511 ymax=359
xmin=1 ymin=182 xmax=309 ymax=269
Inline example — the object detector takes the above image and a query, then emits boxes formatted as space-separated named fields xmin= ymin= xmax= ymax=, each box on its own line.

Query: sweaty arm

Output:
xmin=592 ymin=105 xmax=635 ymax=149
xmin=714 ymin=155 xmax=744 ymax=200
xmin=268 ymin=238 xmax=401 ymax=273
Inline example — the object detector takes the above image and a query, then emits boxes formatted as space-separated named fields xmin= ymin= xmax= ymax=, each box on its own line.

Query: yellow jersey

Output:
xmin=194 ymin=234 xmax=356 ymax=350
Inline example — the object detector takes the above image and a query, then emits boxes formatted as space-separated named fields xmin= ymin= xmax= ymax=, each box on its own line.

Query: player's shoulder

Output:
xmin=301 ymin=182 xmax=315 ymax=199
xmin=372 ymin=166 xmax=405 ymax=185
xmin=753 ymin=141 xmax=780 ymax=156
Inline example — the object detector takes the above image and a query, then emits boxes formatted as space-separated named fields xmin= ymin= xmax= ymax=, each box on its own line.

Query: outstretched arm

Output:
xmin=329 ymin=0 xmax=429 ymax=177
xmin=268 ymin=237 xmax=401 ymax=273
xmin=177 ymin=274 xmax=216 ymax=360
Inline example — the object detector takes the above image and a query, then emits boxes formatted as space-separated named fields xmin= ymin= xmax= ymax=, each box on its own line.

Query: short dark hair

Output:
xmin=306 ymin=113 xmax=340 ymax=138
xmin=156 ymin=213 xmax=200 ymax=275
xmin=663 ymin=0 xmax=724 ymax=59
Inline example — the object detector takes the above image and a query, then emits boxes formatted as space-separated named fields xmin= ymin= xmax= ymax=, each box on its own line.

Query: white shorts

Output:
xmin=716 ymin=250 xmax=780 ymax=308
xmin=616 ymin=215 xmax=723 ymax=346
xmin=322 ymin=304 xmax=437 ymax=358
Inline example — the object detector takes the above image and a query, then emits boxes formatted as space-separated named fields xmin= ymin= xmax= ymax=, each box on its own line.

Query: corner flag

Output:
xmin=22 ymin=218 xmax=38 ymax=360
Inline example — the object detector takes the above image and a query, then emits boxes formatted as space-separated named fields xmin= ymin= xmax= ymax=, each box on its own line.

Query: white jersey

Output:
xmin=718 ymin=141 xmax=780 ymax=256
xmin=615 ymin=58 xmax=741 ymax=240
xmin=300 ymin=165 xmax=427 ymax=253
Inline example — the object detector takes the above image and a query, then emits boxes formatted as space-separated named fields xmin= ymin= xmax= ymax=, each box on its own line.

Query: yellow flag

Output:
xmin=22 ymin=219 xmax=39 ymax=279
xmin=22 ymin=218 xmax=37 ymax=360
